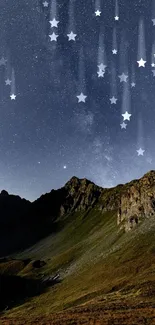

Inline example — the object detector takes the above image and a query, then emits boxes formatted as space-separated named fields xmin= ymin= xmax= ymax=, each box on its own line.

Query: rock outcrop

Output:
xmin=117 ymin=171 xmax=155 ymax=231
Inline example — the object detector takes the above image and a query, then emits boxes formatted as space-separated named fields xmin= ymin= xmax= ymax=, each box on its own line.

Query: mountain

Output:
xmin=0 ymin=171 xmax=155 ymax=324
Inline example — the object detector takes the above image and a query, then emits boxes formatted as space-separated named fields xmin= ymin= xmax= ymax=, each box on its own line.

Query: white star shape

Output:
xmin=43 ymin=1 xmax=49 ymax=7
xmin=152 ymin=19 xmax=155 ymax=26
xmin=76 ymin=92 xmax=87 ymax=103
xmin=5 ymin=79 xmax=12 ymax=86
xmin=137 ymin=58 xmax=146 ymax=67
xmin=49 ymin=18 xmax=59 ymax=28
xmin=151 ymin=63 xmax=155 ymax=67
xmin=67 ymin=31 xmax=77 ymax=41
xmin=97 ymin=70 xmax=105 ymax=78
xmin=131 ymin=82 xmax=136 ymax=88
xmin=63 ymin=165 xmax=67 ymax=169
xmin=98 ymin=63 xmax=107 ymax=71
xmin=95 ymin=10 xmax=101 ymax=16
xmin=137 ymin=148 xmax=145 ymax=156
xmin=118 ymin=73 xmax=128 ymax=82
xmin=0 ymin=57 xmax=7 ymax=66
xmin=115 ymin=16 xmax=119 ymax=20
xmin=122 ymin=111 xmax=132 ymax=121
xmin=49 ymin=32 xmax=58 ymax=41
xmin=120 ymin=122 xmax=127 ymax=129
xmin=112 ymin=49 xmax=117 ymax=54
xmin=110 ymin=96 xmax=117 ymax=104
xmin=10 ymin=94 xmax=16 ymax=100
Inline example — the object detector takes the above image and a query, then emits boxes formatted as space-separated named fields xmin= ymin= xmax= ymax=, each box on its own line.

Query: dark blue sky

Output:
xmin=0 ymin=0 xmax=154 ymax=201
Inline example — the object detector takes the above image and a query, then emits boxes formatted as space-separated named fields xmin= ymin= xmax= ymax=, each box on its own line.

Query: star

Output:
xmin=10 ymin=94 xmax=16 ymax=100
xmin=63 ymin=165 xmax=67 ymax=169
xmin=151 ymin=63 xmax=155 ymax=67
xmin=112 ymin=49 xmax=117 ymax=54
xmin=5 ymin=79 xmax=12 ymax=86
xmin=114 ymin=16 xmax=119 ymax=20
xmin=76 ymin=92 xmax=87 ymax=103
xmin=131 ymin=82 xmax=136 ymax=88
xmin=67 ymin=31 xmax=77 ymax=41
xmin=152 ymin=70 xmax=155 ymax=77
xmin=0 ymin=57 xmax=7 ymax=66
xmin=38 ymin=161 xmax=41 ymax=164
xmin=137 ymin=148 xmax=145 ymax=156
xmin=118 ymin=73 xmax=128 ymax=82
xmin=122 ymin=111 xmax=132 ymax=121
xmin=97 ymin=70 xmax=105 ymax=78
xmin=137 ymin=58 xmax=146 ymax=67
xmin=154 ymin=54 xmax=155 ymax=57
xmin=152 ymin=19 xmax=155 ymax=26
xmin=95 ymin=10 xmax=101 ymax=16
xmin=43 ymin=1 xmax=49 ymax=7
xmin=110 ymin=96 xmax=117 ymax=104
xmin=49 ymin=18 xmax=59 ymax=28
xmin=120 ymin=122 xmax=127 ymax=129
xmin=49 ymin=32 xmax=58 ymax=41
xmin=98 ymin=63 xmax=107 ymax=71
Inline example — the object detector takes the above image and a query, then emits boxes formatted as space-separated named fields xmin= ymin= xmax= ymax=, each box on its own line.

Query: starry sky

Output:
xmin=0 ymin=0 xmax=155 ymax=201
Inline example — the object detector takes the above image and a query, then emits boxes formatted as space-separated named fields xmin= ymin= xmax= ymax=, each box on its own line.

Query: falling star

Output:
xmin=98 ymin=63 xmax=107 ymax=71
xmin=120 ymin=122 xmax=127 ymax=129
xmin=137 ymin=58 xmax=146 ymax=67
xmin=137 ymin=113 xmax=145 ymax=157
xmin=131 ymin=63 xmax=136 ymax=87
xmin=122 ymin=111 xmax=131 ymax=121
xmin=121 ymin=81 xmax=131 ymax=121
xmin=49 ymin=0 xmax=59 ymax=25
xmin=5 ymin=78 xmax=11 ymax=86
xmin=49 ymin=18 xmax=59 ymax=28
xmin=67 ymin=0 xmax=77 ymax=41
xmin=97 ymin=26 xmax=107 ymax=74
xmin=49 ymin=32 xmax=58 ymax=41
xmin=97 ymin=70 xmax=105 ymax=77
xmin=77 ymin=47 xmax=87 ymax=99
xmin=112 ymin=26 xmax=118 ymax=55
xmin=151 ymin=41 xmax=155 ymax=67
xmin=110 ymin=61 xmax=117 ymax=100
xmin=118 ymin=73 xmax=128 ymax=82
xmin=43 ymin=1 xmax=49 ymax=7
xmin=95 ymin=0 xmax=101 ymax=16
xmin=10 ymin=94 xmax=16 ymax=100
xmin=10 ymin=68 xmax=16 ymax=100
xmin=137 ymin=18 xmax=146 ymax=67
xmin=67 ymin=31 xmax=77 ymax=41
xmin=77 ymin=93 xmax=87 ymax=103
xmin=137 ymin=148 xmax=145 ymax=156
xmin=95 ymin=10 xmax=101 ymax=16
xmin=110 ymin=96 xmax=117 ymax=104
xmin=114 ymin=0 xmax=119 ymax=21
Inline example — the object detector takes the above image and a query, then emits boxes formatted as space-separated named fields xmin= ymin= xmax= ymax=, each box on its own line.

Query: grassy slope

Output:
xmin=2 ymin=208 xmax=155 ymax=322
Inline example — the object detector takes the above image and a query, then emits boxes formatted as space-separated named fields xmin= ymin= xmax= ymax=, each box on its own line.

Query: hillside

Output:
xmin=0 ymin=171 xmax=155 ymax=324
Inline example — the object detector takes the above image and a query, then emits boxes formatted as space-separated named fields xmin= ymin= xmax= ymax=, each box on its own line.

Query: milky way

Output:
xmin=0 ymin=0 xmax=154 ymax=201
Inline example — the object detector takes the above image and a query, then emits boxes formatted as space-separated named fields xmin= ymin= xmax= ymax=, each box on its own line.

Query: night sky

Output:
xmin=0 ymin=0 xmax=155 ymax=201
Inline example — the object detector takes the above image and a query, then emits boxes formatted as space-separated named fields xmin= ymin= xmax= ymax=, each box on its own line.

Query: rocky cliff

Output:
xmin=1 ymin=170 xmax=155 ymax=256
